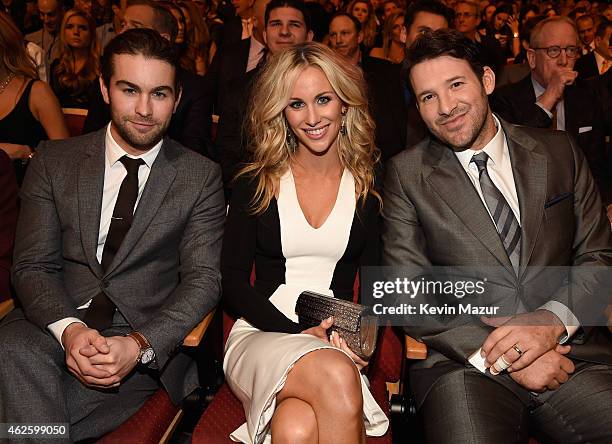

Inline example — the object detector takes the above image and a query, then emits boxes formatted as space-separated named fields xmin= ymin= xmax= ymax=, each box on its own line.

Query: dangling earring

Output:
xmin=340 ymin=107 xmax=348 ymax=136
xmin=286 ymin=126 xmax=297 ymax=151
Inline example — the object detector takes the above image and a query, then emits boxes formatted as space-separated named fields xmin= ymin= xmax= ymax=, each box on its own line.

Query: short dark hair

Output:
xmin=406 ymin=28 xmax=485 ymax=80
xmin=264 ymin=0 xmax=312 ymax=31
xmin=405 ymin=0 xmax=453 ymax=32
xmin=101 ymin=28 xmax=179 ymax=90
xmin=595 ymin=17 xmax=611 ymax=39
xmin=329 ymin=12 xmax=361 ymax=33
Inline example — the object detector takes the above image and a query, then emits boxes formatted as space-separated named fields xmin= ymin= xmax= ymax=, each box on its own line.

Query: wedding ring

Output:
xmin=512 ymin=343 xmax=523 ymax=356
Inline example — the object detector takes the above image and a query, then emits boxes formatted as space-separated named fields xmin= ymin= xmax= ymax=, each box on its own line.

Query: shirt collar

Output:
xmin=104 ymin=123 xmax=162 ymax=169
xmin=594 ymin=51 xmax=607 ymax=69
xmin=454 ymin=114 xmax=505 ymax=170
xmin=531 ymin=75 xmax=546 ymax=98
xmin=249 ymin=36 xmax=266 ymax=53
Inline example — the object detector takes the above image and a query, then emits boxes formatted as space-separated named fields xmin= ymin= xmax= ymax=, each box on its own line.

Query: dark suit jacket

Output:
xmin=382 ymin=118 xmax=612 ymax=406
xmin=361 ymin=56 xmax=408 ymax=161
xmin=0 ymin=150 xmax=18 ymax=301
xmin=12 ymin=130 xmax=225 ymax=403
xmin=205 ymin=37 xmax=251 ymax=115
xmin=575 ymin=51 xmax=599 ymax=81
xmin=490 ymin=74 xmax=610 ymax=205
xmin=214 ymin=65 xmax=260 ymax=195
xmin=83 ymin=68 xmax=214 ymax=158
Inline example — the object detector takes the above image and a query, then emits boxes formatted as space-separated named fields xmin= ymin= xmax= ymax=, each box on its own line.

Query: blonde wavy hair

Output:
xmin=239 ymin=42 xmax=381 ymax=214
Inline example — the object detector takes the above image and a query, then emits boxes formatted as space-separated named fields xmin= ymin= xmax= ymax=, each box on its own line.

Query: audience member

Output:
xmin=576 ymin=13 xmax=596 ymax=54
xmin=96 ymin=0 xmax=124 ymax=49
xmin=222 ymin=41 xmax=387 ymax=443
xmin=382 ymin=0 xmax=399 ymax=20
xmin=178 ymin=0 xmax=211 ymax=76
xmin=83 ymin=0 xmax=214 ymax=157
xmin=205 ymin=0 xmax=270 ymax=116
xmin=383 ymin=28 xmax=612 ymax=444
xmin=347 ymin=0 xmax=377 ymax=48
xmin=214 ymin=0 xmax=314 ymax=194
xmin=50 ymin=9 xmax=100 ymax=109
xmin=0 ymin=28 xmax=223 ymax=441
xmin=0 ymin=11 xmax=68 ymax=184
xmin=489 ymin=3 xmax=520 ymax=59
xmin=402 ymin=0 xmax=453 ymax=148
xmin=454 ymin=1 xmax=505 ymax=72
xmin=328 ymin=12 xmax=406 ymax=160
xmin=25 ymin=0 xmax=64 ymax=75
xmin=328 ymin=12 xmax=363 ymax=64
xmin=369 ymin=12 xmax=405 ymax=64
xmin=575 ymin=18 xmax=611 ymax=79
xmin=490 ymin=16 xmax=610 ymax=206
xmin=0 ymin=149 xmax=18 ymax=302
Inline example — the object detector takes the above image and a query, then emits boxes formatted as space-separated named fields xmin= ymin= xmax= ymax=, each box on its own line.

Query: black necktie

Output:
xmin=471 ymin=152 xmax=521 ymax=273
xmin=84 ymin=156 xmax=145 ymax=330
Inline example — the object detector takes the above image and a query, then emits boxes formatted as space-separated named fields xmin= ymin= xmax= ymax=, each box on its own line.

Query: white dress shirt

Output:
xmin=47 ymin=124 xmax=163 ymax=346
xmin=246 ymin=37 xmax=266 ymax=73
xmin=454 ymin=115 xmax=579 ymax=342
xmin=532 ymin=76 xmax=566 ymax=131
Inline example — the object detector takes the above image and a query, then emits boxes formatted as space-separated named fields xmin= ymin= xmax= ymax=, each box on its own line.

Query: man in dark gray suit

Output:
xmin=0 ymin=29 xmax=224 ymax=441
xmin=383 ymin=29 xmax=612 ymax=443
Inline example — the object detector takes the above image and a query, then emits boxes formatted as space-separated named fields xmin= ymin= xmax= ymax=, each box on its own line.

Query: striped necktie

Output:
xmin=471 ymin=152 xmax=521 ymax=273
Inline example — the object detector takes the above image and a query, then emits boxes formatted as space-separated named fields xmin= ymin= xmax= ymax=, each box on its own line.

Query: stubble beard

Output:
xmin=431 ymin=94 xmax=491 ymax=152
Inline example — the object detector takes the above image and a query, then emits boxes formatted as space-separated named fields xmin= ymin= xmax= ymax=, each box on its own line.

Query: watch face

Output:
xmin=141 ymin=348 xmax=155 ymax=364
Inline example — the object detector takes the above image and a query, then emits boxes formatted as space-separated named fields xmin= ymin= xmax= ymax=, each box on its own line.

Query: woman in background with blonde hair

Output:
xmin=221 ymin=42 xmax=388 ymax=443
xmin=0 ymin=11 xmax=68 ymax=183
xmin=347 ymin=0 xmax=378 ymax=49
xmin=369 ymin=12 xmax=405 ymax=64
xmin=50 ymin=9 xmax=100 ymax=109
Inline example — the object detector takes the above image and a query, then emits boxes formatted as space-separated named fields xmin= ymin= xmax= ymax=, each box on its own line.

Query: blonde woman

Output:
xmin=221 ymin=42 xmax=388 ymax=444
xmin=50 ymin=9 xmax=100 ymax=109
xmin=369 ymin=12 xmax=405 ymax=64
xmin=347 ymin=0 xmax=378 ymax=48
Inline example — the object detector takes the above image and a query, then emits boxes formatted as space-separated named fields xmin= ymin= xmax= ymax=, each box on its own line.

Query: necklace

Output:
xmin=0 ymin=72 xmax=15 ymax=95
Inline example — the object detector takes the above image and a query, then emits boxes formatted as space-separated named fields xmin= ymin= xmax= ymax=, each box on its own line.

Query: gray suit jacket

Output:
xmin=382 ymin=118 xmax=612 ymax=405
xmin=12 ymin=129 xmax=225 ymax=404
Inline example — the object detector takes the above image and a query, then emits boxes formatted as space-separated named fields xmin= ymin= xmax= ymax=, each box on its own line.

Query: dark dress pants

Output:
xmin=420 ymin=364 xmax=612 ymax=444
xmin=0 ymin=309 xmax=159 ymax=443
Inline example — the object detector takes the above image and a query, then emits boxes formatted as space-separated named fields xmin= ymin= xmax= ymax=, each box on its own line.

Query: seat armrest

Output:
xmin=0 ymin=298 xmax=15 ymax=320
xmin=405 ymin=334 xmax=427 ymax=360
xmin=183 ymin=309 xmax=216 ymax=347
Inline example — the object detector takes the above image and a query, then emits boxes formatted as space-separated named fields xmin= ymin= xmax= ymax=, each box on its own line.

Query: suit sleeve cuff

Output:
xmin=538 ymin=301 xmax=580 ymax=344
xmin=47 ymin=318 xmax=87 ymax=349
xmin=535 ymin=101 xmax=554 ymax=118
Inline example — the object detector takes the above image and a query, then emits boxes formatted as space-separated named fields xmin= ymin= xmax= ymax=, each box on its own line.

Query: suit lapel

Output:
xmin=78 ymin=131 xmax=106 ymax=278
xmin=425 ymin=139 xmax=512 ymax=270
xmin=501 ymin=120 xmax=546 ymax=272
xmin=103 ymin=138 xmax=178 ymax=276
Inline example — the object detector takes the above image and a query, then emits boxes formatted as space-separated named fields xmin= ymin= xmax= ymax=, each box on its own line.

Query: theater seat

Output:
xmin=62 ymin=108 xmax=88 ymax=137
xmin=192 ymin=274 xmax=403 ymax=443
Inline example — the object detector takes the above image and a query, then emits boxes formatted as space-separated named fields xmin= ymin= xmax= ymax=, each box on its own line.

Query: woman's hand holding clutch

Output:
xmin=330 ymin=330 xmax=369 ymax=371
xmin=301 ymin=316 xmax=334 ymax=342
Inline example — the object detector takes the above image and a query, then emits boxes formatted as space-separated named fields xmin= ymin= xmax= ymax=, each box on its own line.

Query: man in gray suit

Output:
xmin=383 ymin=29 xmax=612 ymax=443
xmin=0 ymin=29 xmax=224 ymax=441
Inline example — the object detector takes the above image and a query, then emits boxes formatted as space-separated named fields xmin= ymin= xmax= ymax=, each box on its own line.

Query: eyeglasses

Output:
xmin=531 ymin=45 xmax=580 ymax=59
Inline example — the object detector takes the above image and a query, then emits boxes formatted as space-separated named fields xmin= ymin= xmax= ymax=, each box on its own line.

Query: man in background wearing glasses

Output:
xmin=491 ymin=16 xmax=611 ymax=215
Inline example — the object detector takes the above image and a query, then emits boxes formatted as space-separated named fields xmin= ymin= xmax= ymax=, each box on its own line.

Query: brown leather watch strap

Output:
xmin=126 ymin=331 xmax=150 ymax=350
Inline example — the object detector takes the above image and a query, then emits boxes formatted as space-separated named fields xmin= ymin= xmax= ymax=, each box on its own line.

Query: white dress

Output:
xmin=223 ymin=169 xmax=389 ymax=443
